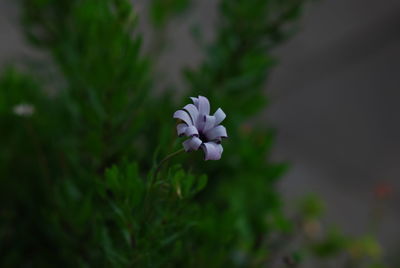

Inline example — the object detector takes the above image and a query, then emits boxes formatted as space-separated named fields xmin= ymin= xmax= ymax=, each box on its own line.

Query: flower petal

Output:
xmin=191 ymin=97 xmax=199 ymax=108
xmin=173 ymin=110 xmax=193 ymax=126
xmin=201 ymin=142 xmax=223 ymax=160
xmin=205 ymin=125 xmax=228 ymax=141
xmin=183 ymin=104 xmax=199 ymax=124
xmin=183 ymin=136 xmax=202 ymax=152
xmin=197 ymin=96 xmax=210 ymax=115
xmin=177 ymin=123 xmax=187 ymax=136
xmin=203 ymin=115 xmax=216 ymax=132
xmin=214 ymin=108 xmax=226 ymax=125
xmin=185 ymin=125 xmax=199 ymax=137
xmin=196 ymin=114 xmax=206 ymax=132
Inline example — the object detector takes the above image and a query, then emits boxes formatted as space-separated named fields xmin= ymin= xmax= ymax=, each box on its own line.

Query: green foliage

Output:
xmin=310 ymin=228 xmax=348 ymax=257
xmin=184 ymin=0 xmax=308 ymax=121
xmin=299 ymin=194 xmax=325 ymax=219
xmin=0 ymin=0 xmax=388 ymax=267
xmin=169 ymin=164 xmax=208 ymax=199
xmin=150 ymin=0 xmax=191 ymax=28
xmin=22 ymin=0 xmax=151 ymax=173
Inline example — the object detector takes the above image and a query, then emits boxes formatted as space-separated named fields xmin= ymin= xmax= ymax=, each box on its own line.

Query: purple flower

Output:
xmin=173 ymin=96 xmax=228 ymax=160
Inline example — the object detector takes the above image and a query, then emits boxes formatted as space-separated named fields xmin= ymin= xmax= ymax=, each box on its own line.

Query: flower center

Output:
xmin=199 ymin=131 xmax=207 ymax=142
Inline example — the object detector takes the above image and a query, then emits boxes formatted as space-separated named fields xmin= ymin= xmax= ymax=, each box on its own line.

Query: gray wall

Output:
xmin=268 ymin=0 xmax=400 ymax=251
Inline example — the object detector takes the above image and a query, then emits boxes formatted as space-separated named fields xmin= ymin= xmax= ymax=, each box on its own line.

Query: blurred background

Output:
xmin=1 ymin=0 xmax=399 ymax=257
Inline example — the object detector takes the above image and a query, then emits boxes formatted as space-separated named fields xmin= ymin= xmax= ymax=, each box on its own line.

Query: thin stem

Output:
xmin=143 ymin=148 xmax=185 ymax=224
xmin=150 ymin=148 xmax=185 ymax=188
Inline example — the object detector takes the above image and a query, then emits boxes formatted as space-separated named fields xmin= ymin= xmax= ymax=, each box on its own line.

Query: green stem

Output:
xmin=149 ymin=148 xmax=185 ymax=190
xmin=143 ymin=148 xmax=185 ymax=223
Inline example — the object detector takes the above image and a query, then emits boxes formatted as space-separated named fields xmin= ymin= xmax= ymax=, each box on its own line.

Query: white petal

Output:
xmin=214 ymin=108 xmax=226 ymax=125
xmin=183 ymin=104 xmax=199 ymax=124
xmin=203 ymin=115 xmax=216 ymax=132
xmin=197 ymin=96 xmax=210 ymax=115
xmin=204 ymin=125 xmax=228 ymax=141
xmin=196 ymin=114 xmax=206 ymax=132
xmin=183 ymin=136 xmax=202 ymax=152
xmin=201 ymin=142 xmax=223 ymax=160
xmin=191 ymin=97 xmax=199 ymax=108
xmin=185 ymin=125 xmax=199 ymax=137
xmin=177 ymin=123 xmax=188 ymax=136
xmin=173 ymin=110 xmax=193 ymax=126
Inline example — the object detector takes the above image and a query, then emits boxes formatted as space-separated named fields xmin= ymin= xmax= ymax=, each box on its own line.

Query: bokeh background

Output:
xmin=1 ymin=0 xmax=399 ymax=255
